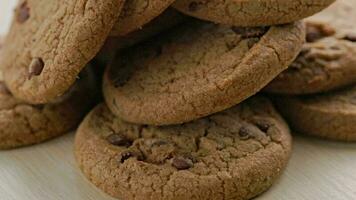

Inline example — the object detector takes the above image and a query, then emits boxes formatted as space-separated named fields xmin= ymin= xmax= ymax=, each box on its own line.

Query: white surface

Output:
xmin=0 ymin=1 xmax=17 ymax=35
xmin=1 ymin=134 xmax=356 ymax=200
xmin=0 ymin=2 xmax=356 ymax=200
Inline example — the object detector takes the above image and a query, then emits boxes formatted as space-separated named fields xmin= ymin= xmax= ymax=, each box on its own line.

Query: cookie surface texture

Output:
xmin=172 ymin=0 xmax=335 ymax=27
xmin=274 ymin=85 xmax=356 ymax=142
xmin=75 ymin=96 xmax=292 ymax=200
xmin=0 ymin=67 xmax=97 ymax=149
xmin=103 ymin=20 xmax=305 ymax=125
xmin=266 ymin=0 xmax=356 ymax=94
xmin=110 ymin=0 xmax=175 ymax=36
xmin=0 ymin=0 xmax=125 ymax=103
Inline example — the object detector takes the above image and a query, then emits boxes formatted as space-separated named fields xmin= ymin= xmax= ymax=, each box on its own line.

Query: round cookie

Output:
xmin=103 ymin=20 xmax=305 ymax=125
xmin=273 ymin=85 xmax=356 ymax=142
xmin=0 ymin=66 xmax=97 ymax=149
xmin=0 ymin=40 xmax=97 ymax=149
xmin=0 ymin=0 xmax=125 ymax=104
xmin=110 ymin=0 xmax=175 ymax=36
xmin=266 ymin=0 xmax=356 ymax=95
xmin=172 ymin=0 xmax=335 ymax=27
xmin=75 ymin=96 xmax=292 ymax=200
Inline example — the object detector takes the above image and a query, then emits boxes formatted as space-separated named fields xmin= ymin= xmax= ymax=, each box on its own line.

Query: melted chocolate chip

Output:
xmin=106 ymin=133 xmax=132 ymax=147
xmin=254 ymin=121 xmax=270 ymax=133
xmin=306 ymin=23 xmax=335 ymax=43
xmin=0 ymin=82 xmax=11 ymax=95
xmin=17 ymin=1 xmax=30 ymax=23
xmin=119 ymin=152 xmax=132 ymax=163
xmin=343 ymin=33 xmax=356 ymax=42
xmin=171 ymin=156 xmax=193 ymax=170
xmin=28 ymin=58 xmax=44 ymax=80
xmin=238 ymin=126 xmax=250 ymax=140
xmin=232 ymin=27 xmax=269 ymax=39
xmin=117 ymin=149 xmax=144 ymax=165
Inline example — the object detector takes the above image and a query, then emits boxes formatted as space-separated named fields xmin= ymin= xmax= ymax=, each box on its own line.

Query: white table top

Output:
xmin=1 ymin=2 xmax=356 ymax=200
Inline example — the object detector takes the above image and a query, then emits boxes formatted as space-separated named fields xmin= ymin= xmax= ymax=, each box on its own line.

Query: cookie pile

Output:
xmin=266 ymin=0 xmax=356 ymax=141
xmin=0 ymin=0 xmax=346 ymax=199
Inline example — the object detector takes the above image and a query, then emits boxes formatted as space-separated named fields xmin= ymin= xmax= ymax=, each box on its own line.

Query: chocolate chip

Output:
xmin=119 ymin=152 xmax=132 ymax=163
xmin=238 ymin=126 xmax=250 ymax=140
xmin=306 ymin=23 xmax=335 ymax=43
xmin=232 ymin=27 xmax=269 ymax=39
xmin=254 ymin=121 xmax=270 ymax=133
xmin=343 ymin=33 xmax=356 ymax=42
xmin=106 ymin=133 xmax=132 ymax=147
xmin=17 ymin=1 xmax=30 ymax=23
xmin=0 ymin=82 xmax=11 ymax=95
xmin=188 ymin=2 xmax=199 ymax=12
xmin=117 ymin=150 xmax=144 ymax=164
xmin=28 ymin=58 xmax=44 ymax=80
xmin=171 ymin=156 xmax=193 ymax=170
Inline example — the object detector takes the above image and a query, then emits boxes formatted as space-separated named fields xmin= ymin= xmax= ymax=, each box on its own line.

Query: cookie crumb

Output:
xmin=171 ymin=156 xmax=193 ymax=170
xmin=28 ymin=58 xmax=44 ymax=80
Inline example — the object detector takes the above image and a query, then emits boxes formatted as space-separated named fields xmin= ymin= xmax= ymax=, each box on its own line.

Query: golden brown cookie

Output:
xmin=0 ymin=0 xmax=125 ymax=104
xmin=273 ymin=85 xmax=356 ymax=141
xmin=75 ymin=96 xmax=292 ymax=200
xmin=110 ymin=0 xmax=175 ymax=36
xmin=0 ymin=38 xmax=97 ymax=149
xmin=0 ymin=67 xmax=97 ymax=149
xmin=103 ymin=20 xmax=305 ymax=125
xmin=172 ymin=0 xmax=335 ymax=27
xmin=266 ymin=0 xmax=356 ymax=95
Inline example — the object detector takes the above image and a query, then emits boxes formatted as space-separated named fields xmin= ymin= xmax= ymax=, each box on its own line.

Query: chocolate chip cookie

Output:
xmin=0 ymin=39 xmax=97 ymax=149
xmin=274 ymin=85 xmax=356 ymax=141
xmin=110 ymin=0 xmax=175 ymax=36
xmin=103 ymin=20 xmax=305 ymax=125
xmin=0 ymin=0 xmax=125 ymax=104
xmin=75 ymin=96 xmax=292 ymax=200
xmin=0 ymin=69 xmax=97 ymax=149
xmin=266 ymin=0 xmax=356 ymax=94
xmin=172 ymin=0 xmax=335 ymax=27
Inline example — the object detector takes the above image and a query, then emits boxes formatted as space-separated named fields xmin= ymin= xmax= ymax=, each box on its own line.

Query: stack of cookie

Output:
xmin=0 ymin=0 xmax=341 ymax=199
xmin=265 ymin=0 xmax=356 ymax=142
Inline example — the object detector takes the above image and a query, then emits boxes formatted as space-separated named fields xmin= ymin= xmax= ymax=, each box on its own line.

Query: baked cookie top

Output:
xmin=0 ymin=67 xmax=97 ymax=149
xmin=110 ymin=0 xmax=175 ymax=36
xmin=266 ymin=0 xmax=356 ymax=94
xmin=75 ymin=96 xmax=292 ymax=200
xmin=0 ymin=0 xmax=125 ymax=103
xmin=173 ymin=0 xmax=335 ymax=27
xmin=103 ymin=20 xmax=305 ymax=125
